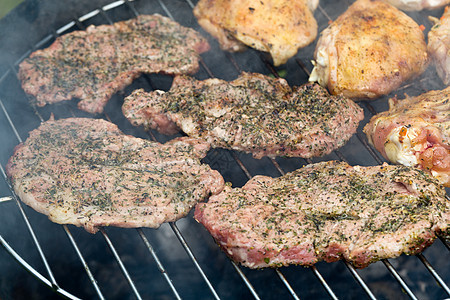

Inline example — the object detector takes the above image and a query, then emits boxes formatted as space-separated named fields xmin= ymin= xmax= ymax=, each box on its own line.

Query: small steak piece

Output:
xmin=18 ymin=14 xmax=210 ymax=114
xmin=364 ymin=87 xmax=450 ymax=187
xmin=6 ymin=118 xmax=224 ymax=234
xmin=122 ymin=72 xmax=364 ymax=159
xmin=195 ymin=161 xmax=449 ymax=269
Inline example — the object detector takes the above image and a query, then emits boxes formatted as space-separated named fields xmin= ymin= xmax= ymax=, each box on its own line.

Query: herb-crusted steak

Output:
xmin=122 ymin=72 xmax=364 ymax=159
xmin=18 ymin=14 xmax=210 ymax=114
xmin=6 ymin=118 xmax=224 ymax=234
xmin=195 ymin=161 xmax=449 ymax=268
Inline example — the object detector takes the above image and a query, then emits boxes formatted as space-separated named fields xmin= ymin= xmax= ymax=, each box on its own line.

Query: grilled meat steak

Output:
xmin=364 ymin=87 xmax=450 ymax=187
xmin=6 ymin=118 xmax=224 ymax=234
xmin=18 ymin=14 xmax=210 ymax=114
xmin=428 ymin=6 xmax=450 ymax=85
xmin=122 ymin=72 xmax=364 ymax=159
xmin=193 ymin=0 xmax=318 ymax=66
xmin=309 ymin=0 xmax=428 ymax=100
xmin=195 ymin=161 xmax=449 ymax=269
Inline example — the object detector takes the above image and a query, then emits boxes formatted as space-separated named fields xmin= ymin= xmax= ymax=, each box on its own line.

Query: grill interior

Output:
xmin=0 ymin=0 xmax=449 ymax=299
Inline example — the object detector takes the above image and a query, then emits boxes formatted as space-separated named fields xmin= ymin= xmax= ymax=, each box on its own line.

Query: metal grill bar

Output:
xmin=0 ymin=196 xmax=12 ymax=203
xmin=100 ymin=228 xmax=143 ymax=300
xmin=355 ymin=132 xmax=384 ymax=165
xmin=383 ymin=259 xmax=418 ymax=300
xmin=343 ymin=262 xmax=377 ymax=300
xmin=416 ymin=253 xmax=450 ymax=296
xmin=0 ymin=166 xmax=59 ymax=289
xmin=229 ymin=261 xmax=261 ymax=300
xmin=275 ymin=269 xmax=300 ymax=300
xmin=137 ymin=229 xmax=182 ymax=300
xmin=0 ymin=234 xmax=80 ymax=300
xmin=169 ymin=222 xmax=221 ymax=300
xmin=157 ymin=0 xmax=175 ymax=20
xmin=310 ymin=266 xmax=338 ymax=300
xmin=0 ymin=97 xmax=22 ymax=143
xmin=0 ymin=1 xmax=448 ymax=299
xmin=63 ymin=225 xmax=106 ymax=300
xmin=439 ymin=235 xmax=450 ymax=251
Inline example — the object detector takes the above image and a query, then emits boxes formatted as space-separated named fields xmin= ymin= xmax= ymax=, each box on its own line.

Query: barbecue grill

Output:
xmin=0 ymin=0 xmax=449 ymax=299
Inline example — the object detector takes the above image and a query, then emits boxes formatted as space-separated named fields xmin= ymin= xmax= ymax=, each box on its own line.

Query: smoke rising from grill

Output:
xmin=0 ymin=0 xmax=448 ymax=299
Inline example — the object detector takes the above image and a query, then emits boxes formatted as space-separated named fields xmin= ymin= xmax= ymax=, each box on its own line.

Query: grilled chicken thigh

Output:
xmin=193 ymin=0 xmax=318 ymax=66
xmin=384 ymin=0 xmax=450 ymax=11
xmin=364 ymin=87 xmax=450 ymax=187
xmin=428 ymin=6 xmax=450 ymax=85
xmin=309 ymin=0 xmax=429 ymax=100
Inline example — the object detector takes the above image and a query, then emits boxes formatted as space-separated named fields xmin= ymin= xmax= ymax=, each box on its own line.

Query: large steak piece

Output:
xmin=6 ymin=118 xmax=224 ymax=233
xmin=123 ymin=72 xmax=363 ymax=159
xmin=195 ymin=161 xmax=448 ymax=268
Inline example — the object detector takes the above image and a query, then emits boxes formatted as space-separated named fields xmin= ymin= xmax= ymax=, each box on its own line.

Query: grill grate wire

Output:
xmin=0 ymin=0 xmax=448 ymax=299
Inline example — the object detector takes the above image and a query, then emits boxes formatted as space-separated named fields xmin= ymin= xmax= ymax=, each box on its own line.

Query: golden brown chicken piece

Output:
xmin=309 ymin=0 xmax=429 ymax=100
xmin=364 ymin=87 xmax=450 ymax=187
xmin=193 ymin=0 xmax=318 ymax=66
xmin=384 ymin=0 xmax=450 ymax=11
xmin=428 ymin=6 xmax=450 ymax=85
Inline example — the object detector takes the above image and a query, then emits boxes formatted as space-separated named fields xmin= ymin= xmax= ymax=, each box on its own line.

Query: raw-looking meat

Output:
xmin=428 ymin=6 xmax=450 ymax=85
xmin=364 ymin=87 xmax=450 ymax=187
xmin=309 ymin=0 xmax=428 ymax=100
xmin=6 ymin=118 xmax=224 ymax=233
xmin=193 ymin=0 xmax=318 ymax=66
xmin=195 ymin=161 xmax=449 ymax=269
xmin=122 ymin=72 xmax=364 ymax=159
xmin=18 ymin=14 xmax=210 ymax=114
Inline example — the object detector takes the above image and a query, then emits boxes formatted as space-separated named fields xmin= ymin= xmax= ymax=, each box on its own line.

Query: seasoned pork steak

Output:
xmin=6 ymin=118 xmax=224 ymax=234
xmin=195 ymin=161 xmax=449 ymax=268
xmin=18 ymin=14 xmax=210 ymax=114
xmin=123 ymin=72 xmax=364 ymax=159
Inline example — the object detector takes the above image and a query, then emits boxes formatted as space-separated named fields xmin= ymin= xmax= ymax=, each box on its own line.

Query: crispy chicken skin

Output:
xmin=193 ymin=0 xmax=318 ymax=66
xmin=428 ymin=6 xmax=450 ymax=85
xmin=384 ymin=0 xmax=450 ymax=11
xmin=309 ymin=0 xmax=429 ymax=100
xmin=364 ymin=87 xmax=450 ymax=187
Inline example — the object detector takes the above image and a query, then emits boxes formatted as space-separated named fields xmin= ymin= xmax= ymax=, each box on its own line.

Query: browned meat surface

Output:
xmin=6 ymin=118 xmax=224 ymax=234
xmin=364 ymin=87 xmax=450 ymax=187
xmin=428 ymin=6 xmax=450 ymax=85
xmin=384 ymin=0 xmax=450 ymax=11
xmin=195 ymin=161 xmax=449 ymax=269
xmin=18 ymin=14 xmax=210 ymax=114
xmin=309 ymin=0 xmax=428 ymax=100
xmin=193 ymin=0 xmax=318 ymax=66
xmin=122 ymin=72 xmax=364 ymax=159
